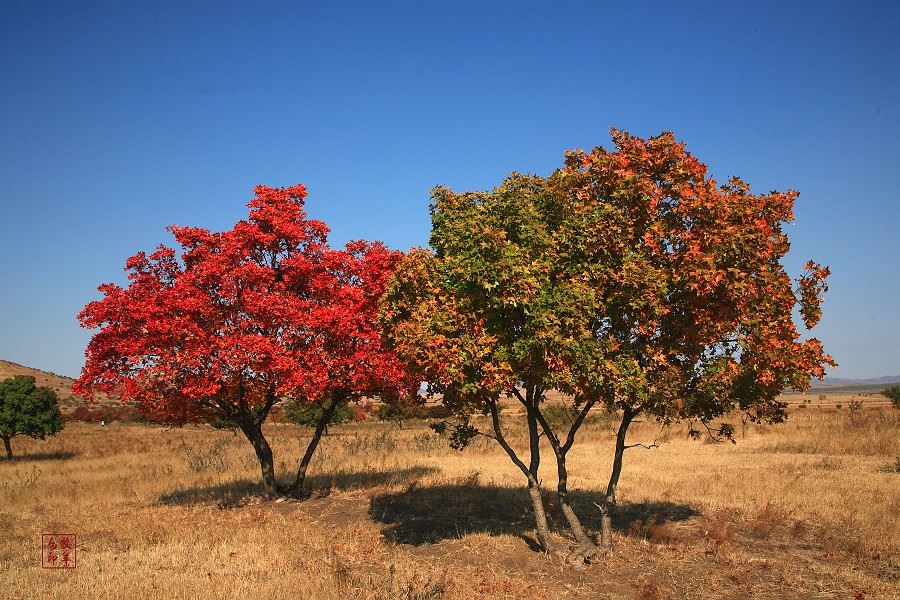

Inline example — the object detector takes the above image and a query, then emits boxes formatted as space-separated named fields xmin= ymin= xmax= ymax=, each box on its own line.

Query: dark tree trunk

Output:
xmin=488 ymin=397 xmax=559 ymax=555
xmin=525 ymin=396 xmax=598 ymax=558
xmin=524 ymin=405 xmax=558 ymax=553
xmin=527 ymin=476 xmax=555 ymax=551
xmin=3 ymin=435 xmax=11 ymax=460
xmin=598 ymin=407 xmax=635 ymax=554
xmin=286 ymin=393 xmax=341 ymax=497
xmin=240 ymin=421 xmax=278 ymax=499
xmin=228 ymin=380 xmax=280 ymax=498
xmin=555 ymin=452 xmax=591 ymax=547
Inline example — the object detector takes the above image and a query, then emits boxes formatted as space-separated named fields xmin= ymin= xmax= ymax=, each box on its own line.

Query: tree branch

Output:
xmin=623 ymin=440 xmax=659 ymax=451
xmin=488 ymin=398 xmax=531 ymax=478
xmin=561 ymin=396 xmax=599 ymax=454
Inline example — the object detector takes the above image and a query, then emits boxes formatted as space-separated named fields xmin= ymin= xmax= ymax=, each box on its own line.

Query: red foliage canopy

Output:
xmin=74 ymin=184 xmax=415 ymax=427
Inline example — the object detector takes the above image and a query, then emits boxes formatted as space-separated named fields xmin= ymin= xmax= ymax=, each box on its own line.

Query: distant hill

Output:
xmin=813 ymin=375 xmax=900 ymax=388
xmin=0 ymin=359 xmax=79 ymax=401
xmin=0 ymin=359 xmax=120 ymax=414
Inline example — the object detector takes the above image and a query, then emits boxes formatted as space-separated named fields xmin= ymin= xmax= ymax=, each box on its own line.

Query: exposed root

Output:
xmin=593 ymin=532 xmax=614 ymax=557
xmin=567 ymin=541 xmax=600 ymax=566
xmin=545 ymin=541 xmax=570 ymax=561
xmin=544 ymin=540 xmax=601 ymax=567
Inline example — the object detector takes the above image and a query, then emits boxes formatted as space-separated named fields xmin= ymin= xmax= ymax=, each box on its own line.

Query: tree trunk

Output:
xmin=240 ymin=422 xmax=278 ymax=499
xmin=487 ymin=397 xmax=559 ymax=555
xmin=286 ymin=393 xmax=341 ymax=497
xmin=555 ymin=452 xmax=592 ymax=547
xmin=527 ymin=476 xmax=556 ymax=551
xmin=524 ymin=395 xmax=597 ymax=556
xmin=598 ymin=407 xmax=635 ymax=554
xmin=525 ymin=407 xmax=558 ymax=553
xmin=2 ymin=435 xmax=11 ymax=460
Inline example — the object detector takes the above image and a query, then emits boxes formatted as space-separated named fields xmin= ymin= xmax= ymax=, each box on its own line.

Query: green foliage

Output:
xmin=283 ymin=399 xmax=354 ymax=428
xmin=429 ymin=417 xmax=481 ymax=450
xmin=208 ymin=404 xmax=272 ymax=430
xmin=0 ymin=376 xmax=64 ymax=457
xmin=383 ymin=131 xmax=834 ymax=430
xmin=376 ymin=396 xmax=425 ymax=428
xmin=883 ymin=385 xmax=900 ymax=408
xmin=539 ymin=404 xmax=606 ymax=430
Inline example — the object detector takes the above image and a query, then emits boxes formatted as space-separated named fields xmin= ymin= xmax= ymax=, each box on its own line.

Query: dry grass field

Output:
xmin=1 ymin=405 xmax=898 ymax=599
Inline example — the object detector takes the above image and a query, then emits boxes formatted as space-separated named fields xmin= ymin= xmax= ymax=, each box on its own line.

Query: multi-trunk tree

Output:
xmin=75 ymin=184 xmax=415 ymax=498
xmin=381 ymin=176 xmax=606 ymax=560
xmin=381 ymin=130 xmax=833 ymax=561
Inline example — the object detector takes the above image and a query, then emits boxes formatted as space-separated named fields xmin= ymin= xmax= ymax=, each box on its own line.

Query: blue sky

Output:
xmin=1 ymin=1 xmax=897 ymax=379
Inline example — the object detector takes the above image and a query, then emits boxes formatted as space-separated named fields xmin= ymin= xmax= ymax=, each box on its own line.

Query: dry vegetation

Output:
xmin=1 ymin=406 xmax=898 ymax=599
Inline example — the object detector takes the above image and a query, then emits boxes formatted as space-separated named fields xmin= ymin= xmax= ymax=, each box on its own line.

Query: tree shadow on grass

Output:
xmin=4 ymin=450 xmax=79 ymax=462
xmin=369 ymin=484 xmax=699 ymax=546
xmin=158 ymin=466 xmax=437 ymax=507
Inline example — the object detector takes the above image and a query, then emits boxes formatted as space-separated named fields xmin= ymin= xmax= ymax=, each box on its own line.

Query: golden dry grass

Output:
xmin=1 ymin=407 xmax=898 ymax=599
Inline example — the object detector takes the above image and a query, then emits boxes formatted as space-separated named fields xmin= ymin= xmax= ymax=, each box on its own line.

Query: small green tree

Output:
xmin=0 ymin=376 xmax=64 ymax=459
xmin=883 ymin=385 xmax=900 ymax=408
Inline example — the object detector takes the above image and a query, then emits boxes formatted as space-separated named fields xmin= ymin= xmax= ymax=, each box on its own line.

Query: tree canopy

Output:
xmin=76 ymin=184 xmax=415 ymax=497
xmin=0 ymin=375 xmax=64 ymax=459
xmin=381 ymin=130 xmax=833 ymax=560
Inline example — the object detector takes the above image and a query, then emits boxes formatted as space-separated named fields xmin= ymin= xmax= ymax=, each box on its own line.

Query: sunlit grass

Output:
xmin=0 ymin=407 xmax=897 ymax=599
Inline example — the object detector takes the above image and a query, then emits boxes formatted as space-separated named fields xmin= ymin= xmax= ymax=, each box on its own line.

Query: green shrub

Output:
xmin=882 ymin=385 xmax=900 ymax=409
xmin=540 ymin=404 xmax=605 ymax=430
xmin=284 ymin=399 xmax=354 ymax=430
xmin=377 ymin=399 xmax=425 ymax=428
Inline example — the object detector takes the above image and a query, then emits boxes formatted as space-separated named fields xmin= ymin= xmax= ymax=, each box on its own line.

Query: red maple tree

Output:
xmin=75 ymin=184 xmax=415 ymax=497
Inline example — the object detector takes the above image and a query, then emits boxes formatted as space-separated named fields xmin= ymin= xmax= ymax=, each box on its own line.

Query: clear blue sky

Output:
xmin=1 ymin=1 xmax=897 ymax=380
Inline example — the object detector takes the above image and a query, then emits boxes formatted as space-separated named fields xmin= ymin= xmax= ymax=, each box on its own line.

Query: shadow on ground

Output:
xmin=159 ymin=466 xmax=437 ymax=507
xmin=370 ymin=484 xmax=699 ymax=546
xmin=4 ymin=451 xmax=79 ymax=462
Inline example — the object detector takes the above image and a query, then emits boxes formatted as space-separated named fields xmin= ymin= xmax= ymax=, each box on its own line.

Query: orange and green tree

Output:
xmin=381 ymin=130 xmax=833 ymax=560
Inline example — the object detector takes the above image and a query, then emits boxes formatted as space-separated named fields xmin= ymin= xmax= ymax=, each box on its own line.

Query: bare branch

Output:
xmin=561 ymin=395 xmax=598 ymax=454
xmin=488 ymin=399 xmax=531 ymax=478
xmin=623 ymin=440 xmax=659 ymax=451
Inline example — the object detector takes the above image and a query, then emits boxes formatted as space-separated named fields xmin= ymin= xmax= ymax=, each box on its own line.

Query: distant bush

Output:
xmin=377 ymin=397 xmax=426 ymax=429
xmin=420 ymin=403 xmax=453 ymax=419
xmin=283 ymin=399 xmax=354 ymax=432
xmin=350 ymin=403 xmax=371 ymax=422
xmin=540 ymin=404 xmax=605 ymax=430
xmin=882 ymin=385 xmax=900 ymax=409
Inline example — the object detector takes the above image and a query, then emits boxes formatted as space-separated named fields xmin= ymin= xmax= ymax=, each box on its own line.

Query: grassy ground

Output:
xmin=1 ymin=407 xmax=897 ymax=599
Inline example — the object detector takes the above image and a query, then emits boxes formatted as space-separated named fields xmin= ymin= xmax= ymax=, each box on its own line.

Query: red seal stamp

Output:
xmin=42 ymin=534 xmax=76 ymax=568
